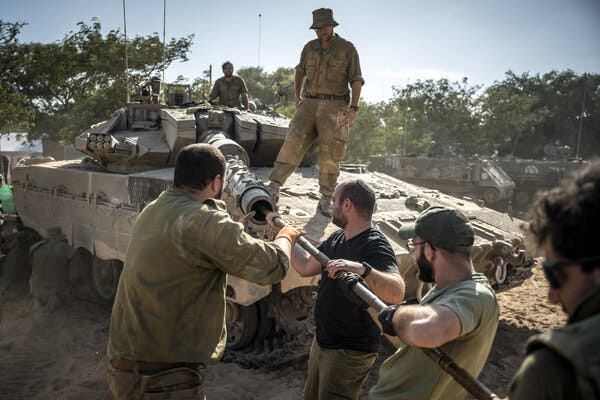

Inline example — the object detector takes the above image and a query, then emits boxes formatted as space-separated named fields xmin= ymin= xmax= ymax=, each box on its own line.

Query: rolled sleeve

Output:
xmin=347 ymin=45 xmax=365 ymax=86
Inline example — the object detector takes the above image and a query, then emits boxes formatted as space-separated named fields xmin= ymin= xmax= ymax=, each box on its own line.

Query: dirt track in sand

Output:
xmin=0 ymin=266 xmax=564 ymax=400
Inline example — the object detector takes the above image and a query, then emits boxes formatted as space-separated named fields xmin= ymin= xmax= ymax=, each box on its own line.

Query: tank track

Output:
xmin=222 ymin=319 xmax=315 ymax=369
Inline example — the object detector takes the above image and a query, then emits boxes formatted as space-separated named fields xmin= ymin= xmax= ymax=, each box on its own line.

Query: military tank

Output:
xmin=11 ymin=82 xmax=535 ymax=368
xmin=368 ymin=154 xmax=515 ymax=207
xmin=498 ymin=157 xmax=588 ymax=209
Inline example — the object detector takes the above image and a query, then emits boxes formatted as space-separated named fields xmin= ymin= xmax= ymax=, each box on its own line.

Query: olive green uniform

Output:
xmin=107 ymin=189 xmax=289 ymax=399
xmin=269 ymin=34 xmax=364 ymax=197
xmin=369 ymin=273 xmax=499 ymax=400
xmin=509 ymin=288 xmax=600 ymax=400
xmin=208 ymin=75 xmax=248 ymax=108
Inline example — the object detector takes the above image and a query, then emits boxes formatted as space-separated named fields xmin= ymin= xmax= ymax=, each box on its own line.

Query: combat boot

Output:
xmin=318 ymin=196 xmax=332 ymax=217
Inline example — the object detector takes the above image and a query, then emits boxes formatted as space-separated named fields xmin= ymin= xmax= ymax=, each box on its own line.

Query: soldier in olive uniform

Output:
xmin=208 ymin=61 xmax=250 ymax=110
xmin=107 ymin=144 xmax=301 ymax=399
xmin=509 ymin=161 xmax=600 ymax=400
xmin=267 ymin=8 xmax=364 ymax=217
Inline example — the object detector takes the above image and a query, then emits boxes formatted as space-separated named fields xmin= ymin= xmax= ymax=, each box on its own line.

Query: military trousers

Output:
xmin=108 ymin=358 xmax=206 ymax=399
xmin=269 ymin=98 xmax=350 ymax=198
xmin=304 ymin=337 xmax=377 ymax=400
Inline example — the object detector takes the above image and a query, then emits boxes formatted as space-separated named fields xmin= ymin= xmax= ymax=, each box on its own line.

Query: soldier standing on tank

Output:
xmin=509 ymin=160 xmax=600 ymax=400
xmin=369 ymin=206 xmax=499 ymax=400
xmin=208 ymin=61 xmax=250 ymax=110
xmin=266 ymin=8 xmax=364 ymax=217
xmin=268 ymin=179 xmax=405 ymax=400
xmin=107 ymin=143 xmax=301 ymax=400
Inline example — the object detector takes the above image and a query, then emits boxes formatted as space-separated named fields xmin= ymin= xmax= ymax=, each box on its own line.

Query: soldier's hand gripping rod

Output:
xmin=263 ymin=210 xmax=502 ymax=400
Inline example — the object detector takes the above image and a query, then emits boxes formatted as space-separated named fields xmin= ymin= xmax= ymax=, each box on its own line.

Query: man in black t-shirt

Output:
xmin=283 ymin=179 xmax=405 ymax=400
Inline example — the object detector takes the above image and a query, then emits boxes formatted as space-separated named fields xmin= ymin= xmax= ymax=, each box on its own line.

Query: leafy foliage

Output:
xmin=0 ymin=21 xmax=34 ymax=133
xmin=4 ymin=19 xmax=193 ymax=142
xmin=236 ymin=66 xmax=295 ymax=109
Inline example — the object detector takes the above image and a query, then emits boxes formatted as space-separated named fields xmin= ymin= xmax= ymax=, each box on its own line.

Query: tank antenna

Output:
xmin=258 ymin=13 xmax=262 ymax=67
xmin=122 ymin=0 xmax=130 ymax=103
xmin=162 ymin=0 xmax=166 ymax=90
xmin=575 ymin=80 xmax=586 ymax=161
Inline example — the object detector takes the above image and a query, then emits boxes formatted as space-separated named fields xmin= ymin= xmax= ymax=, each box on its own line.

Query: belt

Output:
xmin=305 ymin=94 xmax=348 ymax=101
xmin=110 ymin=357 xmax=201 ymax=373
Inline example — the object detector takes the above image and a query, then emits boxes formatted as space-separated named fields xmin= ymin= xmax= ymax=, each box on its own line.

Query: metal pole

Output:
xmin=575 ymin=83 xmax=586 ymax=160
xmin=162 ymin=0 xmax=166 ymax=88
xmin=258 ymin=14 xmax=262 ymax=68
xmin=268 ymin=214 xmax=501 ymax=400
xmin=122 ymin=0 xmax=130 ymax=103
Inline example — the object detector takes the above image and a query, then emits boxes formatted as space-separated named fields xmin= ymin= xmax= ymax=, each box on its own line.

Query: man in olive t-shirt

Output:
xmin=208 ymin=61 xmax=249 ymax=109
xmin=371 ymin=206 xmax=499 ymax=400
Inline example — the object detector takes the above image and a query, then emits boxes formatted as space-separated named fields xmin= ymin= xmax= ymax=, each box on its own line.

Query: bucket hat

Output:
xmin=310 ymin=8 xmax=338 ymax=29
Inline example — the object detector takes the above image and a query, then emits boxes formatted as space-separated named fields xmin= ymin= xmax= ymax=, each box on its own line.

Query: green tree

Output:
xmin=346 ymin=102 xmax=389 ymax=161
xmin=483 ymin=70 xmax=600 ymax=158
xmin=237 ymin=66 xmax=294 ymax=107
xmin=0 ymin=20 xmax=34 ymax=133
xmin=480 ymin=73 xmax=548 ymax=156
xmin=10 ymin=19 xmax=193 ymax=142
xmin=389 ymin=78 xmax=482 ymax=155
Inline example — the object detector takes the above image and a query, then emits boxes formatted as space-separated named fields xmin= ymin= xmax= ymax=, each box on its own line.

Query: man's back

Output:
xmin=108 ymin=189 xmax=287 ymax=364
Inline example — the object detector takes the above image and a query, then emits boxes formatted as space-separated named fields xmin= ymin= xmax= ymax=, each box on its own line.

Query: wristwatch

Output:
xmin=361 ymin=262 xmax=372 ymax=278
xmin=349 ymin=105 xmax=359 ymax=112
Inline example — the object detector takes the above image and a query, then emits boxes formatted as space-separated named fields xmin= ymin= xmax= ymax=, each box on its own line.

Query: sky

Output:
xmin=4 ymin=0 xmax=600 ymax=103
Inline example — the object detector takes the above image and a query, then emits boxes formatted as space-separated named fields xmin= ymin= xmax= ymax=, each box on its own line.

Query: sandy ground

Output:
xmin=0 ymin=266 xmax=565 ymax=400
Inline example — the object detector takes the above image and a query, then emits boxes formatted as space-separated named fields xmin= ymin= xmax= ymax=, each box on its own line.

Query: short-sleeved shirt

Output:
xmin=369 ymin=273 xmax=499 ymax=400
xmin=315 ymin=228 xmax=399 ymax=353
xmin=108 ymin=189 xmax=289 ymax=364
xmin=209 ymin=75 xmax=248 ymax=108
xmin=296 ymin=34 xmax=364 ymax=97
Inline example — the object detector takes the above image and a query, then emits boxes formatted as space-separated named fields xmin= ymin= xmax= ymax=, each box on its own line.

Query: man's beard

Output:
xmin=332 ymin=208 xmax=347 ymax=228
xmin=416 ymin=250 xmax=435 ymax=283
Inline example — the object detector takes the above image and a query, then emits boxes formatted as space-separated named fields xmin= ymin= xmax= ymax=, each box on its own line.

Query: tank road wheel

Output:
xmin=68 ymin=247 xmax=94 ymax=299
xmin=482 ymin=189 xmax=500 ymax=205
xmin=515 ymin=191 xmax=531 ymax=206
xmin=91 ymin=258 xmax=123 ymax=303
xmin=226 ymin=301 xmax=258 ymax=350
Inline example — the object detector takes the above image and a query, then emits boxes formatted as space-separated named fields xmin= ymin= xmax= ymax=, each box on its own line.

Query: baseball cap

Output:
xmin=398 ymin=206 xmax=474 ymax=253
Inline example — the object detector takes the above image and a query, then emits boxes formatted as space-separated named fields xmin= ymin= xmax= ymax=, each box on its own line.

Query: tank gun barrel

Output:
xmin=222 ymin=156 xmax=275 ymax=225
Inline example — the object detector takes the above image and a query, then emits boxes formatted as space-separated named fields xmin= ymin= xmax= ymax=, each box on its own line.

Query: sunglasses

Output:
xmin=542 ymin=256 xmax=600 ymax=289
xmin=407 ymin=239 xmax=426 ymax=253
